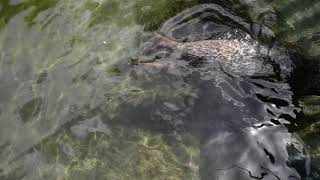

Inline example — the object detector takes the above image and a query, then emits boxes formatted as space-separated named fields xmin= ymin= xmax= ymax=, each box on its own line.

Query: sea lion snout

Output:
xmin=133 ymin=34 xmax=178 ymax=64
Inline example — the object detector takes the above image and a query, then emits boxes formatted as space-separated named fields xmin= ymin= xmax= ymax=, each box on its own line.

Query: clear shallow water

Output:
xmin=0 ymin=0 xmax=319 ymax=179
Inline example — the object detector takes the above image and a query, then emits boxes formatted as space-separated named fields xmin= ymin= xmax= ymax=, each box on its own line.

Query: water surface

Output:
xmin=0 ymin=0 xmax=319 ymax=179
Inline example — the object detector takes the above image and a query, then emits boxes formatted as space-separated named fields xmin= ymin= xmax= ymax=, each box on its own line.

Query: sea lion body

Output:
xmin=138 ymin=34 xmax=274 ymax=77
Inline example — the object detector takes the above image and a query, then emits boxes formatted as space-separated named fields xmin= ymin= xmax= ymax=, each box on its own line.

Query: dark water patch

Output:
xmin=198 ymin=0 xmax=253 ymax=21
xmin=290 ymin=53 xmax=320 ymax=96
xmin=159 ymin=4 xmax=253 ymax=41
xmin=271 ymin=0 xmax=320 ymax=58
xmin=134 ymin=0 xmax=199 ymax=31
xmin=274 ymin=0 xmax=318 ymax=19
xmin=36 ymin=71 xmax=48 ymax=84
xmin=19 ymin=97 xmax=43 ymax=123
xmin=286 ymin=95 xmax=320 ymax=179
xmin=0 ymin=0 xmax=59 ymax=28
xmin=287 ymin=11 xmax=320 ymax=34
xmin=256 ymin=94 xmax=289 ymax=107
xmin=270 ymin=118 xmax=281 ymax=125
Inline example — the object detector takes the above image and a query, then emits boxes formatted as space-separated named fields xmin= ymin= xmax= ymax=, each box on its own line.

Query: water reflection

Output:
xmin=130 ymin=4 xmax=310 ymax=179
xmin=0 ymin=0 xmax=319 ymax=179
xmin=201 ymin=125 xmax=308 ymax=180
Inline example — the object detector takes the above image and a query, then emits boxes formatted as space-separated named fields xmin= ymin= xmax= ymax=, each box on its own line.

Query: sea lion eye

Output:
xmin=154 ymin=51 xmax=171 ymax=60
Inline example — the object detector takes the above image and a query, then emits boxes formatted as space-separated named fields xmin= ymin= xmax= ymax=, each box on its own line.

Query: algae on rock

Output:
xmin=38 ymin=127 xmax=200 ymax=180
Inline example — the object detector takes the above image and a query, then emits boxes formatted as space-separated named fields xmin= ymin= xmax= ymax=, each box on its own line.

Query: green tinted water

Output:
xmin=0 ymin=0 xmax=319 ymax=179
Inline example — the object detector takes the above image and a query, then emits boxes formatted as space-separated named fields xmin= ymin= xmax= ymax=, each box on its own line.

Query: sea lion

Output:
xmin=135 ymin=33 xmax=275 ymax=77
